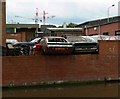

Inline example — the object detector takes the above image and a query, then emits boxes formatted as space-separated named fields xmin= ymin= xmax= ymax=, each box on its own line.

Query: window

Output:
xmin=115 ymin=30 xmax=120 ymax=36
xmin=48 ymin=38 xmax=67 ymax=42
xmin=6 ymin=28 xmax=14 ymax=33
xmin=103 ymin=32 xmax=109 ymax=35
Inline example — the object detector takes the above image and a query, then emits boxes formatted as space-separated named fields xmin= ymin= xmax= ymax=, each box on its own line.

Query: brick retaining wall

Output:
xmin=2 ymin=41 xmax=120 ymax=87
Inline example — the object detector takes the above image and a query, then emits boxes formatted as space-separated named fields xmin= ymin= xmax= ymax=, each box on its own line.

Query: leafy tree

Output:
xmin=67 ymin=23 xmax=78 ymax=27
xmin=58 ymin=22 xmax=78 ymax=28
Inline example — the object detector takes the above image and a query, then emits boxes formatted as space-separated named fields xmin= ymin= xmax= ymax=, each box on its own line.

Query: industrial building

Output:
xmin=5 ymin=16 xmax=120 ymax=42
xmin=76 ymin=16 xmax=120 ymax=36
xmin=6 ymin=24 xmax=83 ymax=42
xmin=6 ymin=24 xmax=39 ymax=42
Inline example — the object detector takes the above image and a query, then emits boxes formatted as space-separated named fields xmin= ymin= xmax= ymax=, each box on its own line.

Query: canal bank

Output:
xmin=2 ymin=83 xmax=119 ymax=97
xmin=2 ymin=78 xmax=120 ymax=89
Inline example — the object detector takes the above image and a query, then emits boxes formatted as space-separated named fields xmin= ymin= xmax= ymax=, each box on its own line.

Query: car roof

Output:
xmin=30 ymin=37 xmax=41 ymax=42
xmin=67 ymin=36 xmax=97 ymax=43
xmin=43 ymin=36 xmax=65 ymax=39
xmin=6 ymin=39 xmax=18 ymax=44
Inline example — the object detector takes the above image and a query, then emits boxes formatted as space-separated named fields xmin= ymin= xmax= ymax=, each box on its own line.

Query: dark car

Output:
xmin=40 ymin=36 xmax=73 ymax=54
xmin=67 ymin=36 xmax=99 ymax=53
xmin=13 ymin=38 xmax=41 ymax=55
xmin=6 ymin=39 xmax=23 ymax=56
xmin=14 ymin=38 xmax=41 ymax=47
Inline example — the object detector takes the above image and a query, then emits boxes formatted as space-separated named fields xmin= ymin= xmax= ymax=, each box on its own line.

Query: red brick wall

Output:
xmin=5 ymin=32 xmax=26 ymax=42
xmin=100 ymin=23 xmax=119 ymax=36
xmin=2 ymin=41 xmax=119 ymax=86
xmin=85 ymin=22 xmax=119 ymax=36
xmin=99 ymin=40 xmax=120 ymax=55
xmin=55 ymin=32 xmax=84 ymax=36
xmin=6 ymin=29 xmax=36 ymax=42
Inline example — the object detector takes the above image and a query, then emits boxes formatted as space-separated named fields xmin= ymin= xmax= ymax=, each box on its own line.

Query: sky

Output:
xmin=6 ymin=0 xmax=120 ymax=26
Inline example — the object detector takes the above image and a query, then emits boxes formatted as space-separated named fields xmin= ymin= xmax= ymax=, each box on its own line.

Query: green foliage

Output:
xmin=67 ymin=22 xmax=78 ymax=27
xmin=58 ymin=22 xmax=78 ymax=28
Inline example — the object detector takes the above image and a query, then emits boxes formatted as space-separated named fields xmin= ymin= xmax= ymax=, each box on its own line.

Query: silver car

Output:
xmin=40 ymin=36 xmax=74 ymax=54
xmin=67 ymin=36 xmax=99 ymax=53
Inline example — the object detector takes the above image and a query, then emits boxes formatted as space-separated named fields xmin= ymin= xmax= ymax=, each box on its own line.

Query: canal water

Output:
xmin=2 ymin=83 xmax=119 ymax=97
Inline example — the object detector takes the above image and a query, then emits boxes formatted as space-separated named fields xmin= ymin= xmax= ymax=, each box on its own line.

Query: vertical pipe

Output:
xmin=43 ymin=11 xmax=45 ymax=25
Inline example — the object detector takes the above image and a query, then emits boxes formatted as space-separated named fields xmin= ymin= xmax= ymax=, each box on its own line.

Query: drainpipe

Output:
xmin=99 ymin=25 xmax=101 ymax=35
xmin=85 ymin=25 xmax=88 ymax=36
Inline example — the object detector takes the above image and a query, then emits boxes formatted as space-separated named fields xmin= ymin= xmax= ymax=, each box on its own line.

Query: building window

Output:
xmin=6 ymin=28 xmax=14 ymax=33
xmin=115 ymin=30 xmax=120 ymax=36
xmin=103 ymin=32 xmax=109 ymax=35
xmin=89 ymin=34 xmax=98 ymax=36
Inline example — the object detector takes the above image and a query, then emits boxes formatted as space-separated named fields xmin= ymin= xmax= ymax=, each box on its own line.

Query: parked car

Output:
xmin=67 ymin=36 xmax=99 ymax=53
xmin=6 ymin=43 xmax=23 ymax=56
xmin=40 ymin=36 xmax=73 ymax=54
xmin=13 ymin=37 xmax=41 ymax=55
xmin=6 ymin=39 xmax=22 ymax=56
xmin=6 ymin=39 xmax=18 ymax=44
xmin=90 ymin=35 xmax=120 ymax=41
xmin=14 ymin=37 xmax=41 ymax=47
xmin=104 ymin=36 xmax=120 ymax=40
xmin=90 ymin=35 xmax=109 ymax=42
xmin=30 ymin=37 xmax=42 ymax=43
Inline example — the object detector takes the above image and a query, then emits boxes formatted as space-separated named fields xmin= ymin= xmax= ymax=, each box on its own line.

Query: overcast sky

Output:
xmin=6 ymin=0 xmax=120 ymax=26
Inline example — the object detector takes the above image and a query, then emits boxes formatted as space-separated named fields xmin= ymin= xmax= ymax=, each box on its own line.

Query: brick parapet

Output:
xmin=2 ymin=41 xmax=120 ymax=87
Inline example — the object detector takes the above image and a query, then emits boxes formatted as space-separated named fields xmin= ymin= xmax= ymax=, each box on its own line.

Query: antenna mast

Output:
xmin=35 ymin=8 xmax=39 ymax=24
xmin=43 ymin=11 xmax=48 ymax=25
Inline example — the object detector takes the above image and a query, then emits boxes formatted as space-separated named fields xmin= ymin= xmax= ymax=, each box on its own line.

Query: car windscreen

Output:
xmin=83 ymin=37 xmax=96 ymax=42
xmin=48 ymin=38 xmax=67 ymax=42
xmin=67 ymin=36 xmax=96 ymax=43
xmin=30 ymin=38 xmax=41 ymax=43
xmin=67 ymin=36 xmax=87 ymax=42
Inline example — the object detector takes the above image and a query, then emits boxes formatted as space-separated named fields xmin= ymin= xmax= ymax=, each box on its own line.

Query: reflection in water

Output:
xmin=2 ymin=83 xmax=119 ymax=97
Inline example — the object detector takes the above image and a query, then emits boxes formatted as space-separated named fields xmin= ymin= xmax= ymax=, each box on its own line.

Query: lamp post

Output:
xmin=108 ymin=4 xmax=115 ymax=23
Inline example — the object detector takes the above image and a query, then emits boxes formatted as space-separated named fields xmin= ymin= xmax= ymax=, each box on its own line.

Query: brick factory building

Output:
xmin=46 ymin=28 xmax=83 ymax=37
xmin=76 ymin=16 xmax=120 ymax=36
xmin=6 ymin=24 xmax=83 ymax=41
xmin=6 ymin=24 xmax=39 ymax=42
xmin=6 ymin=16 xmax=120 ymax=42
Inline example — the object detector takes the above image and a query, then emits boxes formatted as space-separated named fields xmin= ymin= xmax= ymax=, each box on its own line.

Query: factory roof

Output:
xmin=47 ymin=28 xmax=82 ymax=32
xmin=76 ymin=16 xmax=120 ymax=28
xmin=6 ymin=24 xmax=39 ymax=28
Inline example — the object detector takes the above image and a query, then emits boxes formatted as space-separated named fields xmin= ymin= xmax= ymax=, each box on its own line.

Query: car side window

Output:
xmin=48 ymin=38 xmax=55 ymax=42
xmin=60 ymin=38 xmax=67 ymax=42
xmin=40 ymin=39 xmax=45 ymax=45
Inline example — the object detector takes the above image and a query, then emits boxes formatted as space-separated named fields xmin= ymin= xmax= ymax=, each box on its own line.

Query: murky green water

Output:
xmin=2 ymin=83 xmax=119 ymax=97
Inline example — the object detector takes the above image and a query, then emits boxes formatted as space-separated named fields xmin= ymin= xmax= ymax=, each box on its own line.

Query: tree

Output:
xmin=67 ymin=23 xmax=78 ymax=27
xmin=58 ymin=22 xmax=78 ymax=28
